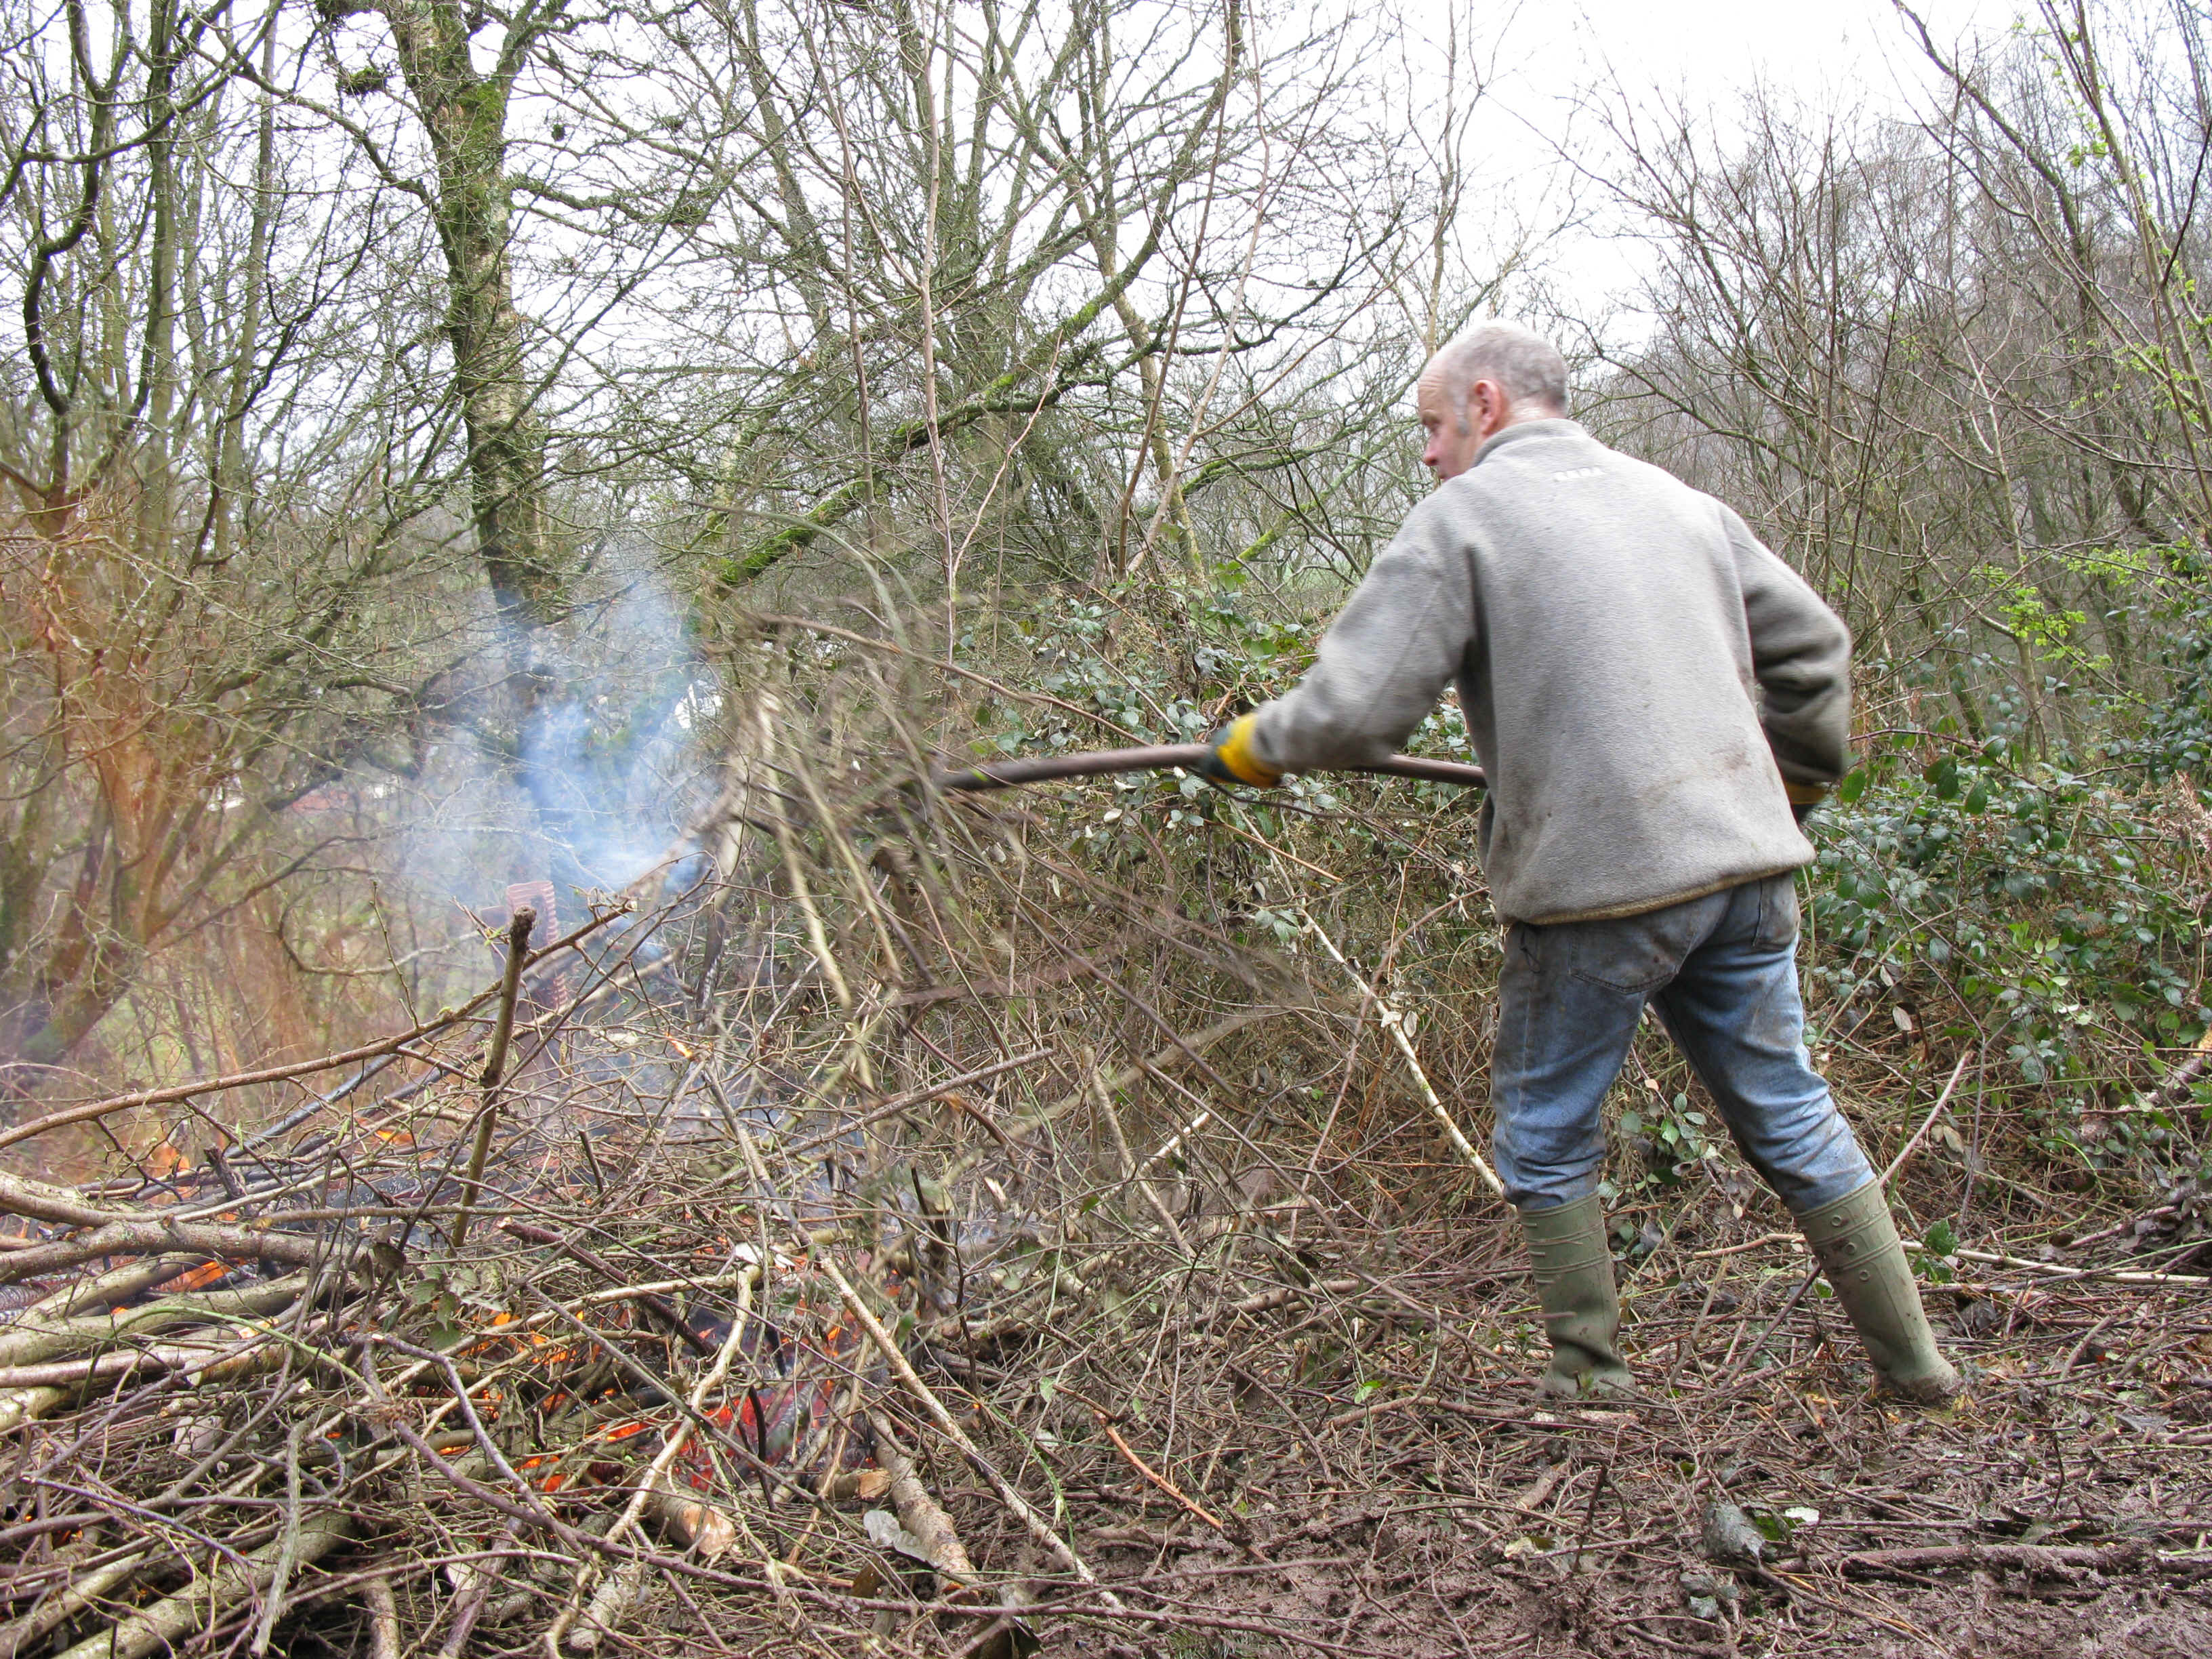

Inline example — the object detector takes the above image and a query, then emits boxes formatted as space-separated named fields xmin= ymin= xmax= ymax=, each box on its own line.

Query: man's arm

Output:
xmin=1247 ymin=495 xmax=1477 ymax=773
xmin=1719 ymin=504 xmax=1852 ymax=791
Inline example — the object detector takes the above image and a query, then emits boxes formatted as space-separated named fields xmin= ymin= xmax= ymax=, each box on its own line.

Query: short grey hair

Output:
xmin=1425 ymin=322 xmax=1569 ymax=423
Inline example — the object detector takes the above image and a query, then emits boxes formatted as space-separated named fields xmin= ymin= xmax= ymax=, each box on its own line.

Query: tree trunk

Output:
xmin=375 ymin=0 xmax=564 ymax=626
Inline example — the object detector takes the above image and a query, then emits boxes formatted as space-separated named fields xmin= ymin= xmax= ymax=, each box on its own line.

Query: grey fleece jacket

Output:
xmin=1248 ymin=419 xmax=1851 ymax=924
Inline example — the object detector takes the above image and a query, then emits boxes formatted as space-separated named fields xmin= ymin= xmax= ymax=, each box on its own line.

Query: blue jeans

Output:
xmin=1490 ymin=874 xmax=1874 ymax=1213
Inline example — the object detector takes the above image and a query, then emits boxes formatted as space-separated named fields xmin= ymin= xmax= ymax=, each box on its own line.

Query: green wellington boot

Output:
xmin=1795 ymin=1181 xmax=1962 ymax=1405
xmin=1519 ymin=1194 xmax=1635 ymax=1398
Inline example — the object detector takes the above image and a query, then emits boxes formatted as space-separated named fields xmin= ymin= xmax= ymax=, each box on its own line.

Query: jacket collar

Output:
xmin=1473 ymin=417 xmax=1588 ymax=467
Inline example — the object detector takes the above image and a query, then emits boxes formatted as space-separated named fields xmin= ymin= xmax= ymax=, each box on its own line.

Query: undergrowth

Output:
xmin=951 ymin=582 xmax=2212 ymax=1214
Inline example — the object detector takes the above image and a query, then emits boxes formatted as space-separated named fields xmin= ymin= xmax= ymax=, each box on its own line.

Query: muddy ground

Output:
xmin=922 ymin=1211 xmax=2212 ymax=1658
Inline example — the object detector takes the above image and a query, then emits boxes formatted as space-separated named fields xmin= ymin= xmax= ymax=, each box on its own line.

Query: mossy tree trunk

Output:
xmin=366 ymin=0 xmax=567 ymax=628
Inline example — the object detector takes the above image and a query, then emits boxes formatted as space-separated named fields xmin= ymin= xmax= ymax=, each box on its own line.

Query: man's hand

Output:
xmin=1786 ymin=779 xmax=1830 ymax=823
xmin=1197 ymin=714 xmax=1283 ymax=789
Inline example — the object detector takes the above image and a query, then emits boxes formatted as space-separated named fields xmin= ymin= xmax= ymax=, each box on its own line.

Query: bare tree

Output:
xmin=1580 ymin=3 xmax=2212 ymax=755
xmin=0 ymin=0 xmax=472 ymax=1088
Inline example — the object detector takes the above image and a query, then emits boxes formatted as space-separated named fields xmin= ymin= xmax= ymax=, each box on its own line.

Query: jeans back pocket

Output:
xmin=1754 ymin=873 xmax=1801 ymax=952
xmin=1566 ymin=921 xmax=1684 ymax=994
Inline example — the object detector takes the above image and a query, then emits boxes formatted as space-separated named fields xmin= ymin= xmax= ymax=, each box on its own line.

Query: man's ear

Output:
xmin=1456 ymin=381 xmax=1484 ymax=434
xmin=1469 ymin=378 xmax=1504 ymax=434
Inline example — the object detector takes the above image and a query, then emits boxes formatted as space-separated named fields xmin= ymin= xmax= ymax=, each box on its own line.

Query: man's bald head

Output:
xmin=1414 ymin=322 xmax=1570 ymax=482
xmin=1420 ymin=323 xmax=1569 ymax=422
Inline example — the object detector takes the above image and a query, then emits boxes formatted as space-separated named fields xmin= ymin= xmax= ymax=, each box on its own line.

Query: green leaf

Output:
xmin=1838 ymin=767 xmax=1870 ymax=804
xmin=1963 ymin=780 xmax=1990 ymax=813
xmin=1925 ymin=1218 xmax=1959 ymax=1256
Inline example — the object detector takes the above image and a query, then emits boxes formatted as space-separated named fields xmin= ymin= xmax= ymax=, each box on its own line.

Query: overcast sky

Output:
xmin=1427 ymin=0 xmax=2018 ymax=335
xmin=1538 ymin=0 xmax=2009 ymax=108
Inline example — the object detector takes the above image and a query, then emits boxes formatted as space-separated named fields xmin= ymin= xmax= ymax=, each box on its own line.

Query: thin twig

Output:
xmin=1298 ymin=910 xmax=1503 ymax=1196
xmin=1094 ymin=1408 xmax=1225 ymax=1530
xmin=1879 ymin=1052 xmax=1971 ymax=1186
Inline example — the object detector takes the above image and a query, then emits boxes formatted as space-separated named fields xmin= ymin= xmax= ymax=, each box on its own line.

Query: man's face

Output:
xmin=1416 ymin=369 xmax=1496 ymax=484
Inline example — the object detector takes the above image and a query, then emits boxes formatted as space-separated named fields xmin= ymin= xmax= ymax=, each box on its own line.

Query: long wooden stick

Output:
xmin=1093 ymin=1410 xmax=1225 ymax=1531
xmin=931 ymin=742 xmax=1486 ymax=793
xmin=1900 ymin=1238 xmax=2210 ymax=1286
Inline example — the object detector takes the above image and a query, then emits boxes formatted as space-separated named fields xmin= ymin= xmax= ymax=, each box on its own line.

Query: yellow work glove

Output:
xmin=1197 ymin=713 xmax=1283 ymax=788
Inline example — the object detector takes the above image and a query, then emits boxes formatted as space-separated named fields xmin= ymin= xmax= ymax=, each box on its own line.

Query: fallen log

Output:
xmin=0 ymin=1167 xmax=169 ymax=1228
xmin=0 ymin=1271 xmax=306 ymax=1370
xmin=645 ymin=1487 xmax=737 ymax=1558
xmin=0 ymin=1216 xmax=331 ymax=1286
xmin=0 ymin=1549 xmax=156 ymax=1659
xmin=0 ymin=1385 xmax=68 ymax=1433
xmin=0 ymin=1171 xmax=340 ymax=1285
xmin=20 ymin=1254 xmax=211 ymax=1322
xmin=0 ymin=1318 xmax=319 ymax=1392
xmin=0 ymin=1344 xmax=238 ymax=1390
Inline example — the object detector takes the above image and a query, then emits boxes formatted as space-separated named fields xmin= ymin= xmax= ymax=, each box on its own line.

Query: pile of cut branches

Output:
xmin=3 ymin=661 xmax=2209 ymax=1656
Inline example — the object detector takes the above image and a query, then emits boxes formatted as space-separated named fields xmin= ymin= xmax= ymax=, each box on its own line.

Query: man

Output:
xmin=1201 ymin=321 xmax=1959 ymax=1404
